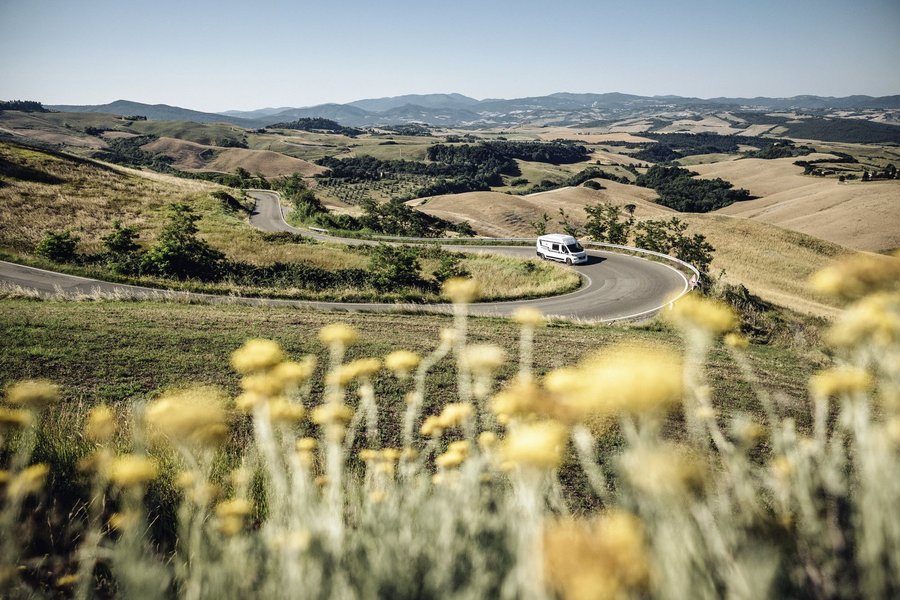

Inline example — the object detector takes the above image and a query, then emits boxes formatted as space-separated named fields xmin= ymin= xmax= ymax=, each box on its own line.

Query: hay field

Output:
xmin=693 ymin=157 xmax=900 ymax=252
xmin=141 ymin=137 xmax=326 ymax=177
xmin=411 ymin=182 xmax=670 ymax=238
xmin=535 ymin=128 xmax=655 ymax=144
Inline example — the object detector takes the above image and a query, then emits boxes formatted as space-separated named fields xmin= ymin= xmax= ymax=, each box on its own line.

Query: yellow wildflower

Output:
xmin=435 ymin=450 xmax=466 ymax=469
xmin=359 ymin=449 xmax=379 ymax=462
xmin=235 ymin=391 xmax=266 ymax=412
xmin=512 ymin=307 xmax=545 ymax=327
xmin=420 ymin=415 xmax=443 ymax=437
xmin=461 ymin=344 xmax=506 ymax=375
xmin=500 ymin=421 xmax=568 ymax=470
xmin=0 ymin=407 xmax=32 ymax=429
xmin=771 ymin=456 xmax=793 ymax=480
xmin=84 ymin=405 xmax=115 ymax=443
xmin=271 ymin=357 xmax=317 ymax=388
xmin=215 ymin=498 xmax=252 ymax=518
xmin=108 ymin=511 xmax=139 ymax=531
xmin=296 ymin=437 xmax=317 ymax=451
xmin=439 ymin=328 xmax=458 ymax=345
xmin=809 ymin=253 xmax=900 ymax=299
xmin=442 ymin=277 xmax=479 ymax=303
xmin=55 ymin=574 xmax=79 ymax=588
xmin=384 ymin=350 xmax=421 ymax=378
xmin=328 ymin=358 xmax=382 ymax=386
xmin=448 ymin=440 xmax=470 ymax=456
xmin=310 ymin=403 xmax=354 ymax=426
xmin=546 ymin=344 xmax=682 ymax=419
xmin=5 ymin=379 xmax=60 ymax=409
xmin=724 ymin=332 xmax=749 ymax=349
xmin=175 ymin=470 xmax=198 ymax=489
xmin=667 ymin=293 xmax=737 ymax=334
xmin=438 ymin=402 xmax=473 ymax=428
xmin=381 ymin=448 xmax=401 ymax=461
xmin=620 ymin=445 xmax=706 ymax=497
xmin=490 ymin=379 xmax=548 ymax=422
xmin=478 ymin=431 xmax=498 ymax=450
xmin=144 ymin=386 xmax=229 ymax=447
xmin=544 ymin=512 xmax=650 ymax=600
xmin=240 ymin=373 xmax=285 ymax=397
xmin=731 ymin=418 xmax=766 ymax=445
xmin=7 ymin=464 xmax=49 ymax=499
xmin=825 ymin=292 xmax=900 ymax=349
xmin=230 ymin=339 xmax=284 ymax=374
xmin=0 ymin=470 xmax=10 ymax=485
xmin=318 ymin=323 xmax=359 ymax=346
xmin=809 ymin=366 xmax=873 ymax=397
xmin=109 ymin=455 xmax=158 ymax=488
xmin=268 ymin=398 xmax=306 ymax=425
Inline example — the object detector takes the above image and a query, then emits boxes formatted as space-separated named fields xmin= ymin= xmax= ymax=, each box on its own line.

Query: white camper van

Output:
xmin=536 ymin=234 xmax=588 ymax=265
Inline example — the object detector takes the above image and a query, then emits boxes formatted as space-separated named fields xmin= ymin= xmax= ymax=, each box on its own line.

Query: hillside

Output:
xmin=142 ymin=137 xmax=326 ymax=177
xmin=695 ymin=157 xmax=900 ymax=252
xmin=411 ymin=181 xmax=670 ymax=237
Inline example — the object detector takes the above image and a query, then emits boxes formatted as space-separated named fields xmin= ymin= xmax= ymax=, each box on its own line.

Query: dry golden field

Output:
xmin=693 ymin=157 xmax=900 ymax=253
xmin=141 ymin=137 xmax=326 ymax=178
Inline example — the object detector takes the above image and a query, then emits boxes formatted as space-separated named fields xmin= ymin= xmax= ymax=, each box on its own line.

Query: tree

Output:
xmin=142 ymin=204 xmax=225 ymax=280
xmin=36 ymin=230 xmax=79 ymax=263
xmin=368 ymin=244 xmax=424 ymax=291
xmin=557 ymin=208 xmax=580 ymax=237
xmin=531 ymin=213 xmax=551 ymax=236
xmin=583 ymin=203 xmax=632 ymax=245
xmin=432 ymin=253 xmax=470 ymax=284
xmin=102 ymin=221 xmax=141 ymax=273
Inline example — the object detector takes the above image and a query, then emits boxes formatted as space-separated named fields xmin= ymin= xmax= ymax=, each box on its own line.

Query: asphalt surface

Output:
xmin=0 ymin=192 xmax=688 ymax=322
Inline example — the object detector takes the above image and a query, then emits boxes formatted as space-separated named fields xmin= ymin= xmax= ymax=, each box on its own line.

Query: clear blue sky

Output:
xmin=1 ymin=0 xmax=898 ymax=111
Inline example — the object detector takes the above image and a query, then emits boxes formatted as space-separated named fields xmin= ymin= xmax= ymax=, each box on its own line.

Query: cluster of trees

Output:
xmin=37 ymin=204 xmax=226 ymax=280
xmin=635 ymin=165 xmax=753 ymax=212
xmin=266 ymin=118 xmax=363 ymax=137
xmin=744 ymin=142 xmax=814 ymax=159
xmin=862 ymin=164 xmax=897 ymax=181
xmin=35 ymin=202 xmax=471 ymax=294
xmin=277 ymin=174 xmax=473 ymax=237
xmin=633 ymin=132 xmax=775 ymax=163
xmin=0 ymin=100 xmax=47 ymax=112
xmin=580 ymin=202 xmax=715 ymax=276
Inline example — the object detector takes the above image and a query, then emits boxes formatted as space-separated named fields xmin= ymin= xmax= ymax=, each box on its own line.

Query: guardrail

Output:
xmin=248 ymin=189 xmax=701 ymax=290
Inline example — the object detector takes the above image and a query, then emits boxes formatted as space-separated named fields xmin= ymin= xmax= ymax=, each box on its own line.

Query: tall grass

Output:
xmin=1 ymin=252 xmax=898 ymax=599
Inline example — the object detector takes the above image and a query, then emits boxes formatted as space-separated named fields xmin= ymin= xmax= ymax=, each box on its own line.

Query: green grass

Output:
xmin=0 ymin=298 xmax=821 ymax=430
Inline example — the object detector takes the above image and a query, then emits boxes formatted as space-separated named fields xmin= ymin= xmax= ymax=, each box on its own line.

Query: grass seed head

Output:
xmin=809 ymin=253 xmax=900 ymax=299
xmin=461 ymin=344 xmax=507 ymax=375
xmin=512 ymin=307 xmax=545 ymax=327
xmin=0 ymin=407 xmax=32 ymax=430
xmin=7 ymin=464 xmax=49 ymax=499
xmin=310 ymin=403 xmax=353 ymax=426
xmin=271 ymin=357 xmax=317 ymax=388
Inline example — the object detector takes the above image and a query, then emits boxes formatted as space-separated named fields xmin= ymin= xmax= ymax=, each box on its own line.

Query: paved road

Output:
xmin=0 ymin=192 xmax=688 ymax=322
xmin=247 ymin=191 xmax=688 ymax=321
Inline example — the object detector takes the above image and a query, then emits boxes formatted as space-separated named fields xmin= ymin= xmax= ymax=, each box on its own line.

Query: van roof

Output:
xmin=538 ymin=234 xmax=578 ymax=243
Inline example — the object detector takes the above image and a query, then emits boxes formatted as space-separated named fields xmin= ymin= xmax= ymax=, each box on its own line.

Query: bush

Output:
xmin=367 ymin=244 xmax=426 ymax=291
xmin=141 ymin=204 xmax=225 ymax=281
xmin=432 ymin=253 xmax=470 ymax=284
xmin=102 ymin=221 xmax=141 ymax=274
xmin=35 ymin=230 xmax=79 ymax=263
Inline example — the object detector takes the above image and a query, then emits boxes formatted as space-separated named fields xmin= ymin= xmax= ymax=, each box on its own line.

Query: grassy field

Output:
xmin=0 ymin=142 xmax=580 ymax=302
xmin=0 ymin=296 xmax=821 ymax=441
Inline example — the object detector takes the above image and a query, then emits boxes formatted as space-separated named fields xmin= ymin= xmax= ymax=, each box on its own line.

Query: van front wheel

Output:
xmin=566 ymin=257 xmax=573 ymax=265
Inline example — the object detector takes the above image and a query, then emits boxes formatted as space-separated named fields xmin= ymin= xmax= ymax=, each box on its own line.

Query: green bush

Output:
xmin=367 ymin=244 xmax=426 ymax=291
xmin=141 ymin=204 xmax=225 ymax=281
xmin=35 ymin=230 xmax=79 ymax=263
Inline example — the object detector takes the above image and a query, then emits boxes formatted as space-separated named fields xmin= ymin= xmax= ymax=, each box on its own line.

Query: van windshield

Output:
xmin=566 ymin=242 xmax=583 ymax=253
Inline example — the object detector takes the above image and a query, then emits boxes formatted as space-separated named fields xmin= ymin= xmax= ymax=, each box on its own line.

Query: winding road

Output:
xmin=0 ymin=191 xmax=689 ymax=322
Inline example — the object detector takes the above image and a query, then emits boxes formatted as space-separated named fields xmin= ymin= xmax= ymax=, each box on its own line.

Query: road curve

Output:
xmin=248 ymin=190 xmax=688 ymax=321
xmin=0 ymin=193 xmax=687 ymax=322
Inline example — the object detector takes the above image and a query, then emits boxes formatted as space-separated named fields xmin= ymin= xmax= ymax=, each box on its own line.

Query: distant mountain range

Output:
xmin=46 ymin=92 xmax=900 ymax=129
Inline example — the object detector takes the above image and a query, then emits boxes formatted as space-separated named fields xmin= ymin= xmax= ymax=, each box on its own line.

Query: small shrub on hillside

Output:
xmin=102 ymin=221 xmax=141 ymax=274
xmin=141 ymin=204 xmax=225 ymax=281
xmin=432 ymin=253 xmax=470 ymax=284
xmin=35 ymin=230 xmax=79 ymax=263
xmin=367 ymin=243 xmax=426 ymax=291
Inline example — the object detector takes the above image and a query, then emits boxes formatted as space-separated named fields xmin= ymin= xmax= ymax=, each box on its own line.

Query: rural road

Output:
xmin=0 ymin=192 xmax=688 ymax=322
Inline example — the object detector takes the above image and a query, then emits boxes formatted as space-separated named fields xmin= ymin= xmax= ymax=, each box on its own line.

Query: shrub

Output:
xmin=141 ymin=204 xmax=225 ymax=281
xmin=367 ymin=244 xmax=425 ymax=291
xmin=35 ymin=230 xmax=79 ymax=263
